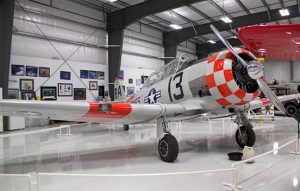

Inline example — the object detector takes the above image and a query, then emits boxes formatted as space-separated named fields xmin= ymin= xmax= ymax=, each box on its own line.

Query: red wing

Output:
xmin=238 ymin=24 xmax=300 ymax=61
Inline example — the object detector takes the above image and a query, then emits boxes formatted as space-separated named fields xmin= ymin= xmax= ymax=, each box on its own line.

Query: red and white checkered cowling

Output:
xmin=205 ymin=48 xmax=260 ymax=107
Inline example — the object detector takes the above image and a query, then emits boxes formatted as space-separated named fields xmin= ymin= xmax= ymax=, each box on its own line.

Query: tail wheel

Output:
xmin=235 ymin=126 xmax=256 ymax=148
xmin=123 ymin=125 xmax=129 ymax=131
xmin=158 ymin=134 xmax=178 ymax=162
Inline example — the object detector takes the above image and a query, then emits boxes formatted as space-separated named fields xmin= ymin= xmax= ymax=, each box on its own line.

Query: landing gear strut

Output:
xmin=235 ymin=111 xmax=256 ymax=148
xmin=157 ymin=117 xmax=178 ymax=162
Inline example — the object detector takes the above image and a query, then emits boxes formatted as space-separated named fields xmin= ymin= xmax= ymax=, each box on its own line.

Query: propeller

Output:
xmin=210 ymin=25 xmax=286 ymax=114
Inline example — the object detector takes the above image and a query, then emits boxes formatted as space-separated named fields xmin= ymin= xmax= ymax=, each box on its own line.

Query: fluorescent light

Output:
xmin=293 ymin=178 xmax=298 ymax=187
xmin=220 ymin=16 xmax=232 ymax=23
xmin=279 ymin=9 xmax=289 ymax=16
xmin=208 ymin=40 xmax=216 ymax=44
xmin=108 ymin=0 xmax=117 ymax=2
xmin=169 ymin=24 xmax=182 ymax=30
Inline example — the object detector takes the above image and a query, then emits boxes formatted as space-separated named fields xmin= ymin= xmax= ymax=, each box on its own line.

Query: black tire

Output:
xmin=158 ymin=134 xmax=179 ymax=162
xmin=123 ymin=125 xmax=129 ymax=131
xmin=285 ymin=103 xmax=298 ymax=117
xmin=235 ymin=126 xmax=256 ymax=148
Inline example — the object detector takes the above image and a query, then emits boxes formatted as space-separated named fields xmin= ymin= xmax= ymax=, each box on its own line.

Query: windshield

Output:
xmin=143 ymin=54 xmax=192 ymax=87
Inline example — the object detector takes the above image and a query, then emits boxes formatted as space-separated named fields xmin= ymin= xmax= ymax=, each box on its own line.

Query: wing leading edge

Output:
xmin=0 ymin=100 xmax=186 ymax=124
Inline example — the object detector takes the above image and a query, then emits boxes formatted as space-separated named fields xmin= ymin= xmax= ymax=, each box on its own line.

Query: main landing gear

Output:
xmin=157 ymin=117 xmax=179 ymax=162
xmin=235 ymin=111 xmax=256 ymax=148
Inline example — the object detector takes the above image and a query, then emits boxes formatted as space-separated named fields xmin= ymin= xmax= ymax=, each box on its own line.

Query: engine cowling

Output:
xmin=205 ymin=48 xmax=260 ymax=107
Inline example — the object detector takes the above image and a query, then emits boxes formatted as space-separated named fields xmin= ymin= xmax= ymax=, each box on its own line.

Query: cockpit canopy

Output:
xmin=143 ymin=54 xmax=194 ymax=87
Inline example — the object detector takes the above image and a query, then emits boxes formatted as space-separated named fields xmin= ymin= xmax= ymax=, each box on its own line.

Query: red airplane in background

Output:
xmin=238 ymin=24 xmax=300 ymax=61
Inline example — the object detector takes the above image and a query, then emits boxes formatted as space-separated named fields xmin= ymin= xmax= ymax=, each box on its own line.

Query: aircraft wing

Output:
xmin=244 ymin=94 xmax=300 ymax=111
xmin=0 ymin=100 xmax=187 ymax=124
xmin=238 ymin=24 xmax=300 ymax=61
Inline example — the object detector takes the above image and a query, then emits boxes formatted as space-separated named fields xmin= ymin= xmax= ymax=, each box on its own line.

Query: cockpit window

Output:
xmin=143 ymin=54 xmax=194 ymax=87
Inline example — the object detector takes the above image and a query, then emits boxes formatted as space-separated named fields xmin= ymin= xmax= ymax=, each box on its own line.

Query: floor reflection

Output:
xmin=0 ymin=116 xmax=299 ymax=190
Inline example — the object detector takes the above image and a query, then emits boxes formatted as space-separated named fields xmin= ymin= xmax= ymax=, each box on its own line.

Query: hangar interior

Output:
xmin=0 ymin=0 xmax=300 ymax=190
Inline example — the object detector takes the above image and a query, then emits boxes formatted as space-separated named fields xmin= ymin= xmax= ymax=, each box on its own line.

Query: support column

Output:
xmin=108 ymin=29 xmax=124 ymax=101
xmin=0 ymin=0 xmax=15 ymax=98
xmin=164 ymin=45 xmax=177 ymax=64
xmin=0 ymin=0 xmax=15 ymax=131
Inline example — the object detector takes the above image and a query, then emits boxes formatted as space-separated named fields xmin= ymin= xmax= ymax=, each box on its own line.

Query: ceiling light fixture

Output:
xmin=279 ymin=9 xmax=290 ymax=16
xmin=208 ymin=40 xmax=216 ymax=44
xmin=108 ymin=0 xmax=117 ymax=2
xmin=220 ymin=16 xmax=232 ymax=23
xmin=169 ymin=24 xmax=182 ymax=30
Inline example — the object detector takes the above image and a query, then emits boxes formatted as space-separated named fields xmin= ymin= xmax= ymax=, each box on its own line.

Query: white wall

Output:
xmin=263 ymin=59 xmax=292 ymax=83
xmin=10 ymin=0 xmax=198 ymax=101
xmin=120 ymin=67 xmax=155 ymax=95
xmin=292 ymin=61 xmax=300 ymax=82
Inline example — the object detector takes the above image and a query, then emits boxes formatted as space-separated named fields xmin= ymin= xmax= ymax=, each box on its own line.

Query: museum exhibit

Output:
xmin=1 ymin=0 xmax=300 ymax=190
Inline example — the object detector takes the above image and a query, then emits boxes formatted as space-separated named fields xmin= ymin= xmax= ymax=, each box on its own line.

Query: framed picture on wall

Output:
xmin=89 ymin=81 xmax=98 ymax=90
xmin=74 ymin=88 xmax=86 ymax=100
xmin=58 ymin=83 xmax=73 ymax=96
xmin=60 ymin=71 xmax=71 ymax=80
xmin=11 ymin=65 xmax=25 ymax=76
xmin=128 ymin=78 xmax=133 ymax=84
xmin=80 ymin=70 xmax=89 ymax=79
xmin=41 ymin=86 xmax=57 ymax=100
xmin=26 ymin=66 xmax=38 ymax=77
xmin=96 ymin=71 xmax=105 ymax=80
xmin=89 ymin=71 xmax=97 ymax=79
xmin=127 ymin=87 xmax=135 ymax=96
xmin=119 ymin=70 xmax=124 ymax=80
xmin=8 ymin=89 xmax=19 ymax=99
xmin=20 ymin=79 xmax=34 ymax=91
xmin=21 ymin=91 xmax=36 ymax=100
xmin=136 ymin=79 xmax=141 ymax=86
xmin=39 ymin=67 xmax=50 ymax=77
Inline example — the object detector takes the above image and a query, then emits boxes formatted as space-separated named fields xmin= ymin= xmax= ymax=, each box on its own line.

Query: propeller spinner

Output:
xmin=210 ymin=25 xmax=286 ymax=114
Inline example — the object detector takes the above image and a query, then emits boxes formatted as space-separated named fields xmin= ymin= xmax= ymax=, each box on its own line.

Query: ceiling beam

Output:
xmin=260 ymin=0 xmax=270 ymax=9
xmin=164 ymin=5 xmax=300 ymax=46
xmin=196 ymin=38 xmax=242 ymax=59
xmin=206 ymin=0 xmax=236 ymax=36
xmin=187 ymin=4 xmax=214 ymax=22
xmin=234 ymin=0 xmax=251 ymax=15
xmin=107 ymin=0 xmax=205 ymax=32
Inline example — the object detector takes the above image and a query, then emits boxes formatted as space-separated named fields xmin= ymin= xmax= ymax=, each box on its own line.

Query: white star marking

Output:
xmin=148 ymin=91 xmax=156 ymax=104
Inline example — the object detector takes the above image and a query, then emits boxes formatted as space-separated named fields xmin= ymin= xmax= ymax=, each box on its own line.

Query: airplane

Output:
xmin=1 ymin=25 xmax=299 ymax=163
xmin=238 ymin=24 xmax=300 ymax=61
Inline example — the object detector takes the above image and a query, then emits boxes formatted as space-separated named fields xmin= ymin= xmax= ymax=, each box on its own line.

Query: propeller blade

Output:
xmin=210 ymin=25 xmax=248 ymax=67
xmin=257 ymin=78 xmax=286 ymax=114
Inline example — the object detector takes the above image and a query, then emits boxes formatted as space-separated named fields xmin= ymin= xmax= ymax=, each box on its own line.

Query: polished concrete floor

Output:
xmin=0 ymin=116 xmax=299 ymax=191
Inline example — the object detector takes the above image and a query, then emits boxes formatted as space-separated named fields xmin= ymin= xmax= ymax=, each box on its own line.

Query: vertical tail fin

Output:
xmin=114 ymin=78 xmax=126 ymax=102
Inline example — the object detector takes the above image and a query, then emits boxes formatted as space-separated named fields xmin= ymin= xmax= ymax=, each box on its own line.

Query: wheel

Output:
xmin=123 ymin=125 xmax=129 ymax=131
xmin=158 ymin=134 xmax=179 ymax=162
xmin=235 ymin=126 xmax=256 ymax=148
xmin=285 ymin=103 xmax=298 ymax=117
